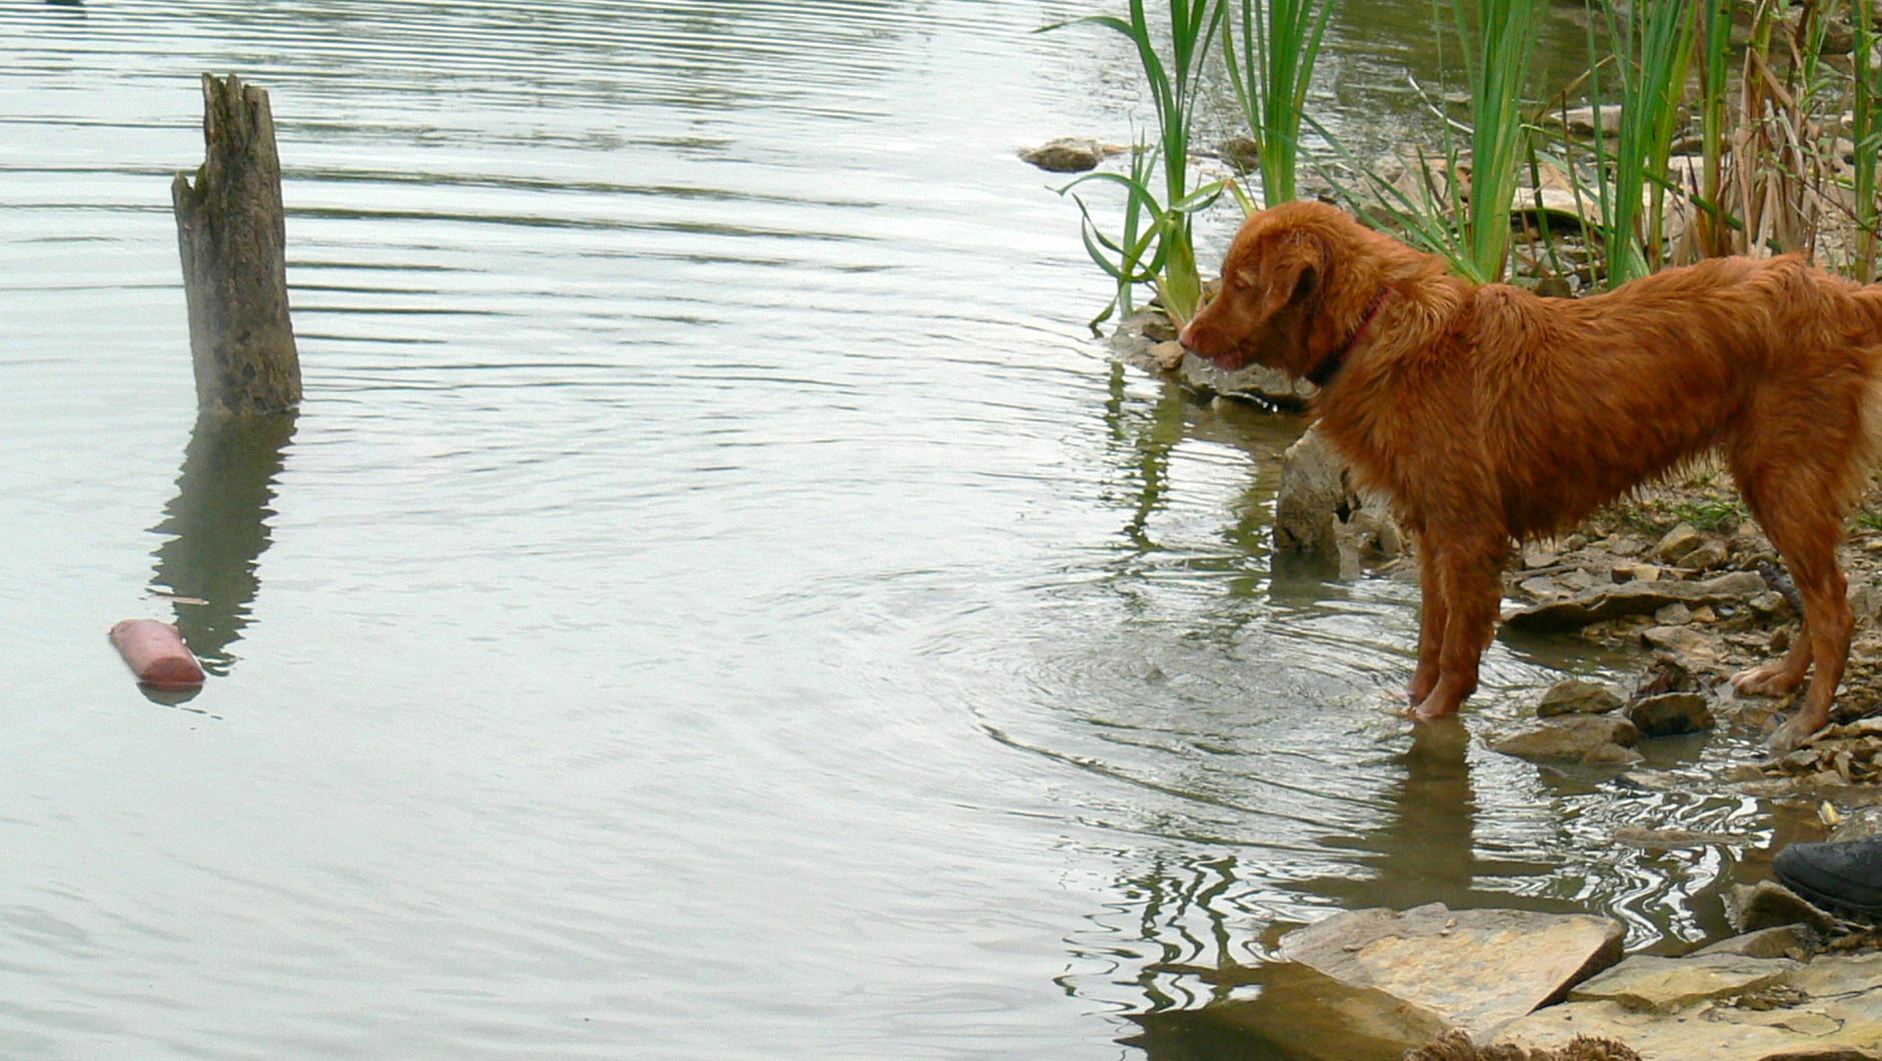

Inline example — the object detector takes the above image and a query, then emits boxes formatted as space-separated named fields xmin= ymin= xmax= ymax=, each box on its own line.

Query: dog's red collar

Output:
xmin=1308 ymin=286 xmax=1392 ymax=389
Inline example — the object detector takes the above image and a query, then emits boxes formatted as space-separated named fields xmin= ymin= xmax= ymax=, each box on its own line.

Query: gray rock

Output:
xmin=1147 ymin=339 xmax=1185 ymax=371
xmin=1679 ymin=540 xmax=1730 ymax=571
xmin=1653 ymin=602 xmax=1694 ymax=624
xmin=1018 ymin=137 xmax=1120 ymax=173
xmin=1522 ymin=575 xmax=1568 ymax=601
xmin=1278 ymin=903 xmax=1625 ymax=1043
xmin=1505 ymin=571 xmax=1765 ymax=631
xmin=1748 ymin=589 xmax=1792 ymax=620
xmin=1851 ymin=582 xmax=1882 ymax=627
xmin=1655 ymin=523 xmax=1704 ymax=563
xmin=1554 ymin=104 xmax=1625 ymax=137
xmin=1828 ymin=804 xmax=1882 ymax=843
xmin=1568 ymin=952 xmax=1797 ymax=1014
xmin=1271 ymin=427 xmax=1402 ymax=560
xmin=1498 ymin=947 xmax=1882 ymax=1060
xmin=1634 ymin=655 xmax=1701 ymax=696
xmin=1180 ymin=349 xmax=1316 ymax=408
xmin=1694 ymin=925 xmax=1819 ymax=961
xmin=1613 ymin=562 xmax=1663 ymax=583
xmin=1626 ymin=692 xmax=1713 ymax=737
xmin=1338 ymin=503 xmax=1403 ymax=559
xmin=1726 ymin=880 xmax=1841 ymax=935
xmin=1500 ymin=993 xmax=1882 ymax=1059
xmin=1491 ymin=715 xmax=1643 ymax=765
xmin=1274 ymin=427 xmax=1351 ymax=555
xmin=1199 ymin=960 xmax=1450 ymax=1061
xmin=1523 ymin=542 xmax=1560 ymax=569
xmin=1538 ymin=678 xmax=1624 ymax=717
xmin=1639 ymin=625 xmax=1716 ymax=661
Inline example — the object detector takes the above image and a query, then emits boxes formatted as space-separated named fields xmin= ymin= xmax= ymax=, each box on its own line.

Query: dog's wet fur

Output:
xmin=1179 ymin=201 xmax=1882 ymax=751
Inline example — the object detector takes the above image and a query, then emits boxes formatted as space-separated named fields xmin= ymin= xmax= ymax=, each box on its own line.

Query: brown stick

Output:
xmin=172 ymin=73 xmax=300 ymax=416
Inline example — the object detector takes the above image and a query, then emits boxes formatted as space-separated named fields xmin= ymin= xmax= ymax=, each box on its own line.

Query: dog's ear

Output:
xmin=1252 ymin=232 xmax=1328 ymax=317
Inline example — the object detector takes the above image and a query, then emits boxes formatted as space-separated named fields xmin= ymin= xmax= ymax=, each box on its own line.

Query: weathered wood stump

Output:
xmin=172 ymin=73 xmax=300 ymax=417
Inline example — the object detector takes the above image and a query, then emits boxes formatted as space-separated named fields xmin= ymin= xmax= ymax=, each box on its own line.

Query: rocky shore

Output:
xmin=1111 ymin=310 xmax=1882 ymax=1059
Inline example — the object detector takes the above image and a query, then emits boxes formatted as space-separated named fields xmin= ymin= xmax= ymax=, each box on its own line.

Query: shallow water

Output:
xmin=0 ymin=3 xmax=1812 ymax=1058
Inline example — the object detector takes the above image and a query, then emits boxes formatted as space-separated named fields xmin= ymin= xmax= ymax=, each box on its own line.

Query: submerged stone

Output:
xmin=1491 ymin=715 xmax=1643 ymax=766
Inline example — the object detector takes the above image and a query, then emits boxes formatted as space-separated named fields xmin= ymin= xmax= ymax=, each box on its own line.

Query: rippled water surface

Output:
xmin=0 ymin=3 xmax=1805 ymax=1059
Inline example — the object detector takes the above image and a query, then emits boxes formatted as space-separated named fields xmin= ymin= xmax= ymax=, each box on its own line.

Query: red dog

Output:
xmin=1179 ymin=201 xmax=1882 ymax=750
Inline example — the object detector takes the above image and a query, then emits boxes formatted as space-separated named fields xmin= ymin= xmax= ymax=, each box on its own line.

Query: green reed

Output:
xmin=1058 ymin=139 xmax=1160 ymax=330
xmin=1045 ymin=0 xmax=1226 ymax=327
xmin=1854 ymin=0 xmax=1880 ymax=282
xmin=1585 ymin=0 xmax=1696 ymax=285
xmin=1692 ymin=0 xmax=1736 ymax=259
xmin=1222 ymin=0 xmax=1336 ymax=207
xmin=1454 ymin=0 xmax=1544 ymax=282
xmin=1323 ymin=0 xmax=1541 ymax=283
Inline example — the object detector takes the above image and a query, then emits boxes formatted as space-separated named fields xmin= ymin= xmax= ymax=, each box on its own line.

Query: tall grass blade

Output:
xmin=1588 ymin=0 xmax=1694 ymax=285
xmin=1223 ymin=0 xmax=1337 ymax=207
xmin=1854 ymin=0 xmax=1880 ymax=282
xmin=1041 ymin=0 xmax=1225 ymax=324
xmin=1453 ymin=0 xmax=1544 ymax=282
xmin=1692 ymin=0 xmax=1735 ymax=260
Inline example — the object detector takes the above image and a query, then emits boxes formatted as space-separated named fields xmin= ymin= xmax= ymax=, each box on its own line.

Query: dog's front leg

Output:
xmin=1409 ymin=547 xmax=1445 ymax=704
xmin=1409 ymin=536 xmax=1503 ymax=722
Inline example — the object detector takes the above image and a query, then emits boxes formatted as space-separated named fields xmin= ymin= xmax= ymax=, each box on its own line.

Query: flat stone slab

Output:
xmin=1505 ymin=571 xmax=1765 ymax=631
xmin=1498 ymin=951 xmax=1882 ymax=1059
xmin=1567 ymin=953 xmax=1798 ymax=1013
xmin=1278 ymin=902 xmax=1625 ymax=1042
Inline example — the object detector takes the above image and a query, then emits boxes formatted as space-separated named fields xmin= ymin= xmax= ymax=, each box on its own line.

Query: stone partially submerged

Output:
xmin=1277 ymin=903 xmax=1626 ymax=1044
xmin=1246 ymin=901 xmax=1882 ymax=1060
xmin=1274 ymin=426 xmax=1401 ymax=559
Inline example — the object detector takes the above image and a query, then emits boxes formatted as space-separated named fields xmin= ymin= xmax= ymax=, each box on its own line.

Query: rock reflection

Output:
xmin=149 ymin=412 xmax=297 ymax=678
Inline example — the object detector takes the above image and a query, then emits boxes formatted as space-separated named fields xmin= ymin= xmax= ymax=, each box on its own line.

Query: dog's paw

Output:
xmin=1768 ymin=714 xmax=1827 ymax=756
xmin=1732 ymin=663 xmax=1805 ymax=697
xmin=1407 ymin=695 xmax=1463 ymax=723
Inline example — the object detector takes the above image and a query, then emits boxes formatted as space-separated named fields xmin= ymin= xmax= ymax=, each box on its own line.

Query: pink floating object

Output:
xmin=109 ymin=619 xmax=206 ymax=690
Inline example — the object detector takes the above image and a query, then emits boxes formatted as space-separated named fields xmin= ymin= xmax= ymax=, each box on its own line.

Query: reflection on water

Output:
xmin=1300 ymin=720 xmax=1573 ymax=914
xmin=149 ymin=412 xmax=296 ymax=674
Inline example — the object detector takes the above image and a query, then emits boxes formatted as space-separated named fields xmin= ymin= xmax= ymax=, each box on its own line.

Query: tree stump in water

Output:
xmin=171 ymin=73 xmax=300 ymax=417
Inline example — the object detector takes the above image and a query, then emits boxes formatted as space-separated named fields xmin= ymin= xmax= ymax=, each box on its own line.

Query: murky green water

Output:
xmin=0 ymin=3 xmax=1813 ymax=1058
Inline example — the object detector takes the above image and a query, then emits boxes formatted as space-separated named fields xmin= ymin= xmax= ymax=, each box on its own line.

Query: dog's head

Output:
xmin=1178 ymin=201 xmax=1369 ymax=378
